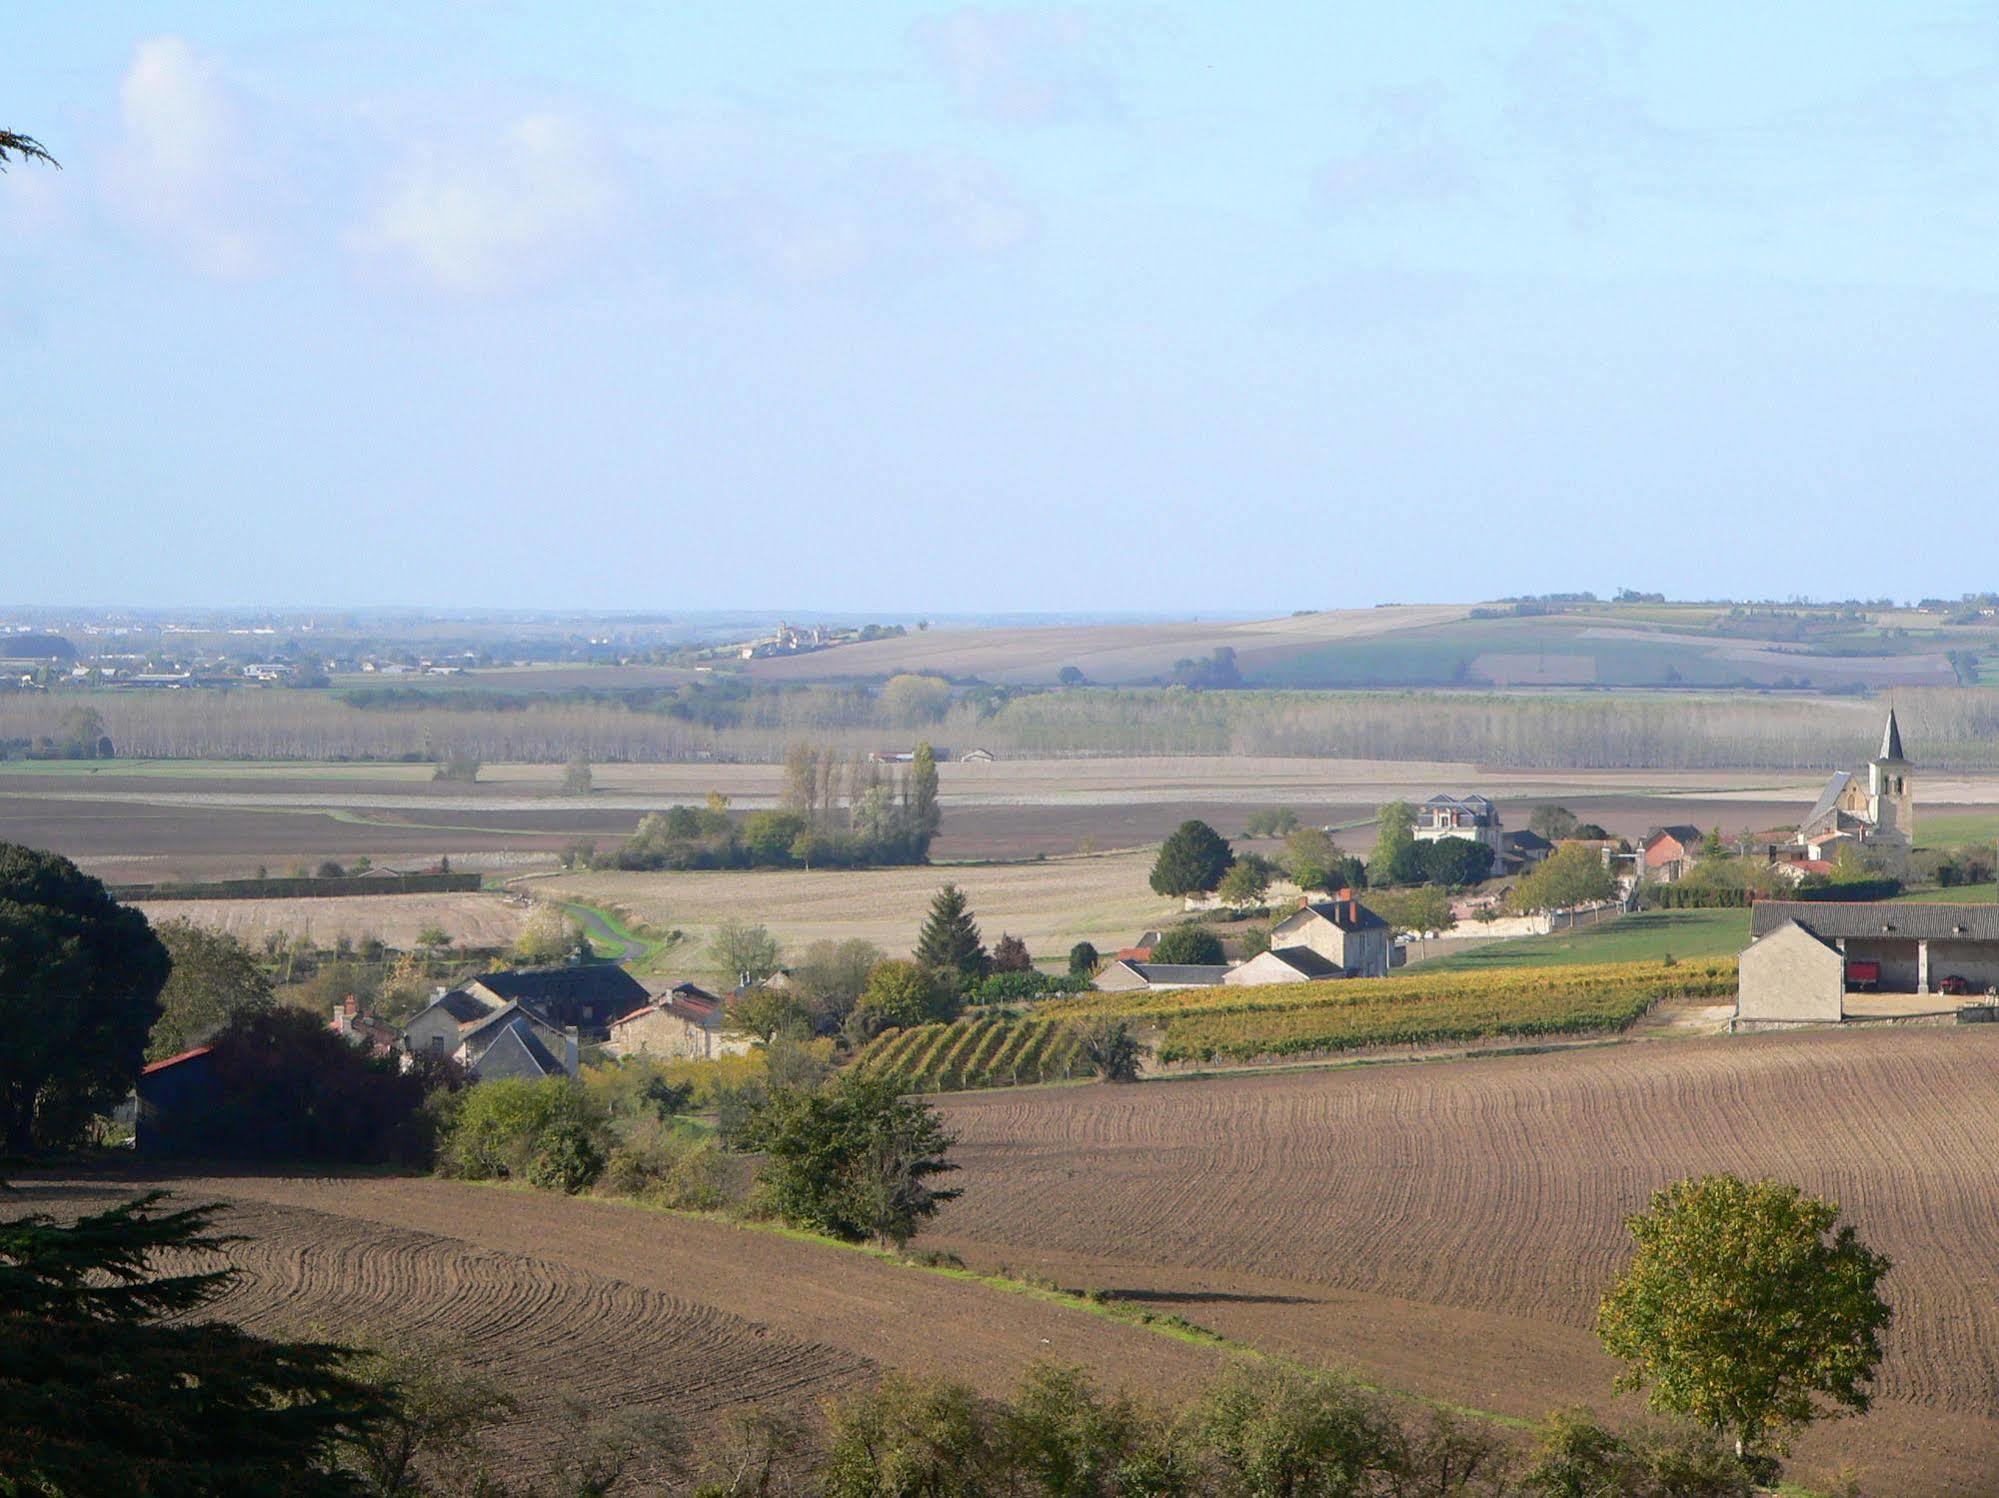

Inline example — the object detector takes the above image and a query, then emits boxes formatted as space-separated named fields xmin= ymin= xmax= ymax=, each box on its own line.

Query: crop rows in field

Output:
xmin=1041 ymin=960 xmax=1735 ymax=1064
xmin=861 ymin=1015 xmax=1085 ymax=1091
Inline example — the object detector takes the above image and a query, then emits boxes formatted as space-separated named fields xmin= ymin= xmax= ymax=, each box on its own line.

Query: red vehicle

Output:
xmin=1845 ymin=960 xmax=1880 ymax=992
xmin=1938 ymin=975 xmax=1970 ymax=996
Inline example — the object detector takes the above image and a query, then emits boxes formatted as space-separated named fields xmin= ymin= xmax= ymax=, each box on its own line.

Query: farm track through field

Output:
xmin=924 ymin=1027 xmax=1999 ymax=1496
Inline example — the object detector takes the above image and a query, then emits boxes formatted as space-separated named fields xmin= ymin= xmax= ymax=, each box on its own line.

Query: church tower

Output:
xmin=1867 ymin=707 xmax=1913 ymax=843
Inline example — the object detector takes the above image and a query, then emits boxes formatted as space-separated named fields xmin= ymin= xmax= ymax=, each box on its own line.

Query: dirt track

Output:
xmin=926 ymin=1028 xmax=1999 ymax=1496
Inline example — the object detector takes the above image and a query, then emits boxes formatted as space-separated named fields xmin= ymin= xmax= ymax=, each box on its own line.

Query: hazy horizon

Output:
xmin=9 ymin=5 xmax=1994 ymax=610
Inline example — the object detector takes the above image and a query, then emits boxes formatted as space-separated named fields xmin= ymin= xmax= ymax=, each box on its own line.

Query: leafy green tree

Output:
xmin=1067 ymin=941 xmax=1100 ymax=977
xmin=1596 ymin=1175 xmax=1893 ymax=1475
xmin=708 ymin=918 xmax=782 ymax=988
xmin=147 ymin=919 xmax=275 ymax=1061
xmin=1149 ymin=925 xmax=1224 ymax=965
xmin=743 ymin=1071 xmax=961 ymax=1247
xmin=415 ymin=923 xmax=450 ymax=955
xmin=514 ymin=903 xmax=580 ymax=964
xmin=0 ymin=1192 xmax=388 ymax=1494
xmin=727 ymin=986 xmax=811 ymax=1046
xmin=1418 ymin=836 xmax=1493 ymax=889
xmin=915 ymin=884 xmax=988 ymax=985
xmin=1076 ymin=1018 xmax=1142 ymax=1083
xmin=741 ymin=810 xmax=810 ymax=865
xmin=1057 ymin=664 xmax=1086 ymax=686
xmin=432 ymin=749 xmax=480 ymax=784
xmin=1515 ymin=844 xmax=1616 ymax=913
xmin=821 ymin=1373 xmax=1003 ymax=1497
xmin=1216 ymin=860 xmax=1270 ymax=910
xmin=990 ymin=933 xmax=1032 ymax=973
xmin=1369 ymin=886 xmax=1455 ymax=959
xmin=908 ymin=741 xmax=942 ymax=851
xmin=854 ymin=960 xmax=951 ymax=1030
xmin=789 ymin=938 xmax=886 ymax=1032
xmin=563 ymin=756 xmax=594 ymax=795
xmin=1528 ymin=805 xmax=1579 ymax=841
xmin=1369 ymin=801 xmax=1423 ymax=886
xmin=1702 ymin=825 xmax=1728 ymax=860
xmin=1282 ymin=827 xmax=1356 ymax=893
xmin=882 ymin=674 xmax=951 ymax=727
xmin=1243 ymin=806 xmax=1301 ymax=839
xmin=1149 ymin=820 xmax=1234 ymax=897
xmin=0 ymin=843 xmax=170 ymax=1151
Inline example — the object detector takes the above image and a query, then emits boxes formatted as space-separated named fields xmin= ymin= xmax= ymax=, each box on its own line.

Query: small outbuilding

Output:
xmin=1224 ymin=946 xmax=1344 ymax=986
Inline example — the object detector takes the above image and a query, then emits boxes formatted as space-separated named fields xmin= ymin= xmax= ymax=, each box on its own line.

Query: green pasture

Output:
xmin=1422 ymin=908 xmax=1750 ymax=972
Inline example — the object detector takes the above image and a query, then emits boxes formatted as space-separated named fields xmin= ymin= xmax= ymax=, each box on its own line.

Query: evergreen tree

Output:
xmin=1149 ymin=820 xmax=1235 ymax=897
xmin=0 ymin=1192 xmax=388 ymax=1494
xmin=915 ymin=884 xmax=988 ymax=984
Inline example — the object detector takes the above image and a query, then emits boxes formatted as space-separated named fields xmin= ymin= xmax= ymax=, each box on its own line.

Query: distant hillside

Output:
xmin=743 ymin=602 xmax=1975 ymax=692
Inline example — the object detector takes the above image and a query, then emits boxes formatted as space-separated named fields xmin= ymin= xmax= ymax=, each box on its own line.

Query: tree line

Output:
xmin=12 ymin=682 xmax=1999 ymax=769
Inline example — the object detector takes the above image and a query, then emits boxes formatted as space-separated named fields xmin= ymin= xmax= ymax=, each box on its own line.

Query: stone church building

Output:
xmin=1795 ymin=708 xmax=1914 ymax=853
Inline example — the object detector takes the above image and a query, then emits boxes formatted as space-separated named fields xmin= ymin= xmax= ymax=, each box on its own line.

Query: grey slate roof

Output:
xmin=469 ymin=1017 xmax=565 ymax=1081
xmin=1298 ymin=899 xmax=1390 ymax=933
xmin=471 ymin=965 xmax=648 ymax=1009
xmin=457 ymin=1000 xmax=561 ymax=1055
xmin=429 ymin=989 xmax=496 ymax=1025
xmin=1877 ymin=708 xmax=1906 ymax=762
xmin=1751 ymin=901 xmax=1999 ymax=943
xmin=1267 ymin=945 xmax=1343 ymax=979
xmin=1645 ymin=825 xmax=1703 ymax=847
xmin=1126 ymin=963 xmax=1232 ymax=986
xmin=1801 ymin=772 xmax=1853 ymax=833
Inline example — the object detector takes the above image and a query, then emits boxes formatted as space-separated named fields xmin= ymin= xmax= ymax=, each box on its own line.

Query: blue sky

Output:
xmin=5 ymin=4 xmax=1996 ymax=611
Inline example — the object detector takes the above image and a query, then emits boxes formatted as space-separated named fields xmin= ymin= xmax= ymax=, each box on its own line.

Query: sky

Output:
xmin=5 ymin=3 xmax=1997 ymax=612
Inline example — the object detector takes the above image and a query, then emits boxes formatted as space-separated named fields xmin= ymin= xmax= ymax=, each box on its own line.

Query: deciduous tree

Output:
xmin=1149 ymin=925 xmax=1224 ymax=965
xmin=1596 ymin=1174 xmax=1893 ymax=1476
xmin=146 ymin=920 xmax=274 ymax=1061
xmin=1369 ymin=801 xmax=1423 ymax=886
xmin=708 ymin=918 xmax=782 ymax=988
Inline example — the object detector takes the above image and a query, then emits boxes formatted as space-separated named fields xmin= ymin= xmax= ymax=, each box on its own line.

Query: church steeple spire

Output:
xmin=1877 ymin=707 xmax=1905 ymax=764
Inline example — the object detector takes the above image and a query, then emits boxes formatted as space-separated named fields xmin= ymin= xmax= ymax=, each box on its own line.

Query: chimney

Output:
xmin=563 ymin=1025 xmax=580 ymax=1076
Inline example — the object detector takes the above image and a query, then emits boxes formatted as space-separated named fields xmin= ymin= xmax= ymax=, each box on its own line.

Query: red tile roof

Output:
xmin=142 ymin=1044 xmax=215 ymax=1075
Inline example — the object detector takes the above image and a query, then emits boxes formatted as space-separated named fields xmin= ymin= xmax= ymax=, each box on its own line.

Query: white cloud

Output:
xmin=910 ymin=7 xmax=1120 ymax=126
xmin=351 ymin=113 xmax=619 ymax=294
xmin=103 ymin=36 xmax=263 ymax=276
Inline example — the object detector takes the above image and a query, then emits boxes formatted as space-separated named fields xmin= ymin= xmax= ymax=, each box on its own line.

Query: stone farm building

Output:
xmin=603 ymin=982 xmax=753 ymax=1061
xmin=401 ymin=988 xmax=581 ymax=1080
xmin=1096 ymin=894 xmax=1392 ymax=992
xmin=1736 ymin=900 xmax=1999 ymax=1025
xmin=454 ymin=965 xmax=650 ymax=1040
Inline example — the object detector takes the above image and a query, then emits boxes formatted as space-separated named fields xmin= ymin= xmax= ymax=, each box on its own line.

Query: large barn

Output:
xmin=1736 ymin=900 xmax=1999 ymax=1023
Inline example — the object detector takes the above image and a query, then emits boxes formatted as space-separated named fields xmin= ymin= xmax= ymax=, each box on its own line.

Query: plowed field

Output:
xmin=925 ymin=1027 xmax=1999 ymax=1496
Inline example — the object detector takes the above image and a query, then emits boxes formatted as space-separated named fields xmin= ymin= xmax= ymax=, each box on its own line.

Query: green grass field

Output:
xmin=1421 ymin=908 xmax=1751 ymax=972
xmin=1914 ymin=813 xmax=1999 ymax=849
xmin=1892 ymin=883 xmax=1999 ymax=905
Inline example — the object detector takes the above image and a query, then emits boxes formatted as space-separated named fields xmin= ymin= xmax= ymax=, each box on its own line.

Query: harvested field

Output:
xmin=11 ymin=1173 xmax=1228 ymax=1484
xmin=923 ymin=1027 xmax=1999 ymax=1496
xmin=9 ymin=755 xmax=1999 ymax=878
xmin=132 ymin=892 xmax=530 ymax=951
xmin=538 ymin=850 xmax=1180 ymax=961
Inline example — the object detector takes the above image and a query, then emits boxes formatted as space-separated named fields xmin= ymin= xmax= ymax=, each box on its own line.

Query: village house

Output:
xmin=1223 ymin=945 xmax=1345 ymax=986
xmin=400 ymin=989 xmax=580 ymax=1080
xmin=1639 ymin=825 xmax=1706 ymax=884
xmin=603 ymin=982 xmax=752 ymax=1061
xmin=453 ymin=965 xmax=650 ymax=1040
xmin=1265 ymin=893 xmax=1393 ymax=978
xmin=1414 ymin=795 xmax=1504 ymax=877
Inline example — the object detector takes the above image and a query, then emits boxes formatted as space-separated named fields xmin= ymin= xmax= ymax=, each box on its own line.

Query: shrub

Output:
xmin=969 ymin=970 xmax=1094 ymax=1004
xmin=436 ymin=1077 xmax=609 ymax=1188
xmin=990 ymin=934 xmax=1033 ymax=973
xmin=857 ymin=960 xmax=953 ymax=1029
xmin=1077 ymin=1018 xmax=1142 ymax=1082
xmin=1068 ymin=941 xmax=1100 ymax=976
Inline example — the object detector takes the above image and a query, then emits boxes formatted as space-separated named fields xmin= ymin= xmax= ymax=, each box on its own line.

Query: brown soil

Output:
xmin=923 ymin=1027 xmax=1999 ymax=1496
